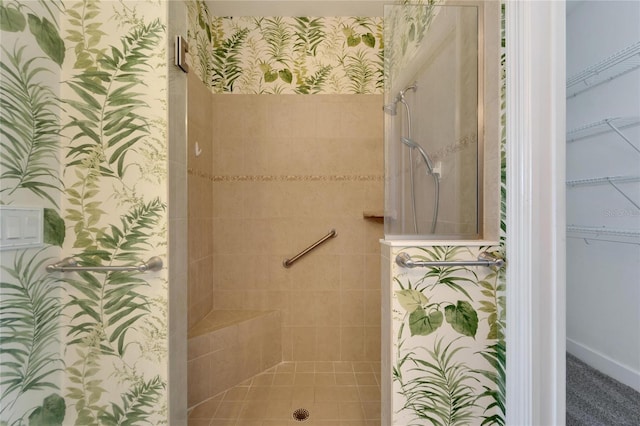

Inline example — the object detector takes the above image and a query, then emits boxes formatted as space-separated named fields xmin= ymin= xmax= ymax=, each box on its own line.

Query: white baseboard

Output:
xmin=567 ymin=338 xmax=640 ymax=392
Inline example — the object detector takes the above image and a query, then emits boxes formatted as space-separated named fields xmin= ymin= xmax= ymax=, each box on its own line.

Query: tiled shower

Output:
xmin=186 ymin=66 xmax=385 ymax=417
xmin=184 ymin=1 xmax=506 ymax=425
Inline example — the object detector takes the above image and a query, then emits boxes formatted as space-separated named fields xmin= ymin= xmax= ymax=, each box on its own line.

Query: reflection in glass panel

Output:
xmin=384 ymin=4 xmax=482 ymax=239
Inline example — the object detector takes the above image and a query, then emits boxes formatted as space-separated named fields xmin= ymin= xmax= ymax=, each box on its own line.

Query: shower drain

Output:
xmin=292 ymin=408 xmax=310 ymax=421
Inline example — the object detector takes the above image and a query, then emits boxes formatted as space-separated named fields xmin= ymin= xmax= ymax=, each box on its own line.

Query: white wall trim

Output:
xmin=505 ymin=1 xmax=566 ymax=424
xmin=567 ymin=338 xmax=640 ymax=393
xmin=505 ymin=0 xmax=532 ymax=423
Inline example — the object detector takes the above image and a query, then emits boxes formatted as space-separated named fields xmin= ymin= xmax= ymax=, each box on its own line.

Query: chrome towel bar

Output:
xmin=395 ymin=251 xmax=505 ymax=269
xmin=46 ymin=256 xmax=163 ymax=273
xmin=283 ymin=229 xmax=337 ymax=268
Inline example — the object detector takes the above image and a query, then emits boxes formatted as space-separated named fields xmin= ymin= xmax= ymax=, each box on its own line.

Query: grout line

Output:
xmin=196 ymin=360 xmax=381 ymax=424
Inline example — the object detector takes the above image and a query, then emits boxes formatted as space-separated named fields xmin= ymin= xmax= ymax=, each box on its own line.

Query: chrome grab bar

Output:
xmin=46 ymin=256 xmax=163 ymax=273
xmin=283 ymin=229 xmax=337 ymax=268
xmin=395 ymin=251 xmax=505 ymax=269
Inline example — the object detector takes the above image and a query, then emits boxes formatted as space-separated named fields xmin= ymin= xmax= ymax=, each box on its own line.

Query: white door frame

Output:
xmin=167 ymin=1 xmax=568 ymax=424
xmin=505 ymin=1 xmax=566 ymax=425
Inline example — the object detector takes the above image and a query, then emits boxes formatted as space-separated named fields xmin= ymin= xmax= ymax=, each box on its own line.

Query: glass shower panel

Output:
xmin=384 ymin=4 xmax=481 ymax=239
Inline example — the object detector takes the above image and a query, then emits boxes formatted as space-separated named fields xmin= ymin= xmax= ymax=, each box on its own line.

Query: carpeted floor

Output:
xmin=566 ymin=353 xmax=640 ymax=426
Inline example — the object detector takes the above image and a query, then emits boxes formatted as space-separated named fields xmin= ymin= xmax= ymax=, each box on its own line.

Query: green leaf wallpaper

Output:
xmin=391 ymin=246 xmax=506 ymax=425
xmin=387 ymin=2 xmax=507 ymax=425
xmin=0 ymin=44 xmax=61 ymax=207
xmin=1 ymin=1 xmax=169 ymax=424
xmin=187 ymin=0 xmax=384 ymax=94
xmin=0 ymin=250 xmax=64 ymax=421
xmin=384 ymin=0 xmax=440 ymax=97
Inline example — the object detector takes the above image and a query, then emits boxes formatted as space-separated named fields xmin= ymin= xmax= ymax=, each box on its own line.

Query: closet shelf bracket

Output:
xmin=567 ymin=175 xmax=640 ymax=210
xmin=605 ymin=119 xmax=640 ymax=155
xmin=566 ymin=41 xmax=640 ymax=98
xmin=566 ymin=175 xmax=640 ymax=187
xmin=567 ymin=116 xmax=640 ymax=154
xmin=567 ymin=226 xmax=640 ymax=245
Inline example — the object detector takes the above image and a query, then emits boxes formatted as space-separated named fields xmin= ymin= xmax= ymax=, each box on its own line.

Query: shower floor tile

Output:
xmin=188 ymin=361 xmax=381 ymax=426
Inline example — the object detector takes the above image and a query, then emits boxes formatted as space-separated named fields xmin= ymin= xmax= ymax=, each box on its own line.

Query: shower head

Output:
xmin=398 ymin=83 xmax=417 ymax=100
xmin=401 ymin=137 xmax=435 ymax=174
xmin=382 ymin=82 xmax=418 ymax=115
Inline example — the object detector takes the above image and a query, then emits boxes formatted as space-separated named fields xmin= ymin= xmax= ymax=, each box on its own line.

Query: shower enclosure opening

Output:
xmin=384 ymin=3 xmax=483 ymax=240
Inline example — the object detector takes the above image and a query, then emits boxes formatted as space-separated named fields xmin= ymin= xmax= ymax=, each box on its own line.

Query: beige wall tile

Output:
xmin=210 ymin=324 xmax=239 ymax=351
xmin=211 ymin=344 xmax=241 ymax=396
xmin=364 ymin=327 xmax=381 ymax=362
xmin=212 ymin=290 xmax=245 ymax=310
xmin=363 ymin=219 xmax=384 ymax=255
xmin=212 ymin=97 xmax=248 ymax=139
xmin=364 ymin=254 xmax=381 ymax=290
xmin=188 ymin=124 xmax=213 ymax=173
xmin=340 ymin=291 xmax=365 ymax=327
xmin=188 ymin=258 xmax=213 ymax=328
xmin=211 ymin=218 xmax=245 ymax=254
xmin=289 ymin=254 xmax=340 ymax=291
xmin=288 ymin=291 xmax=316 ymax=326
xmin=261 ymin=290 xmax=290 ymax=313
xmin=212 ymin=182 xmax=245 ymax=218
xmin=364 ymin=180 xmax=384 ymax=213
xmin=188 ymin=217 xmax=213 ymax=260
xmin=314 ymin=292 xmax=341 ymax=326
xmin=242 ymin=255 xmax=271 ymax=289
xmin=364 ymin=290 xmax=381 ymax=326
xmin=212 ymin=254 xmax=246 ymax=289
xmin=341 ymin=327 xmax=365 ymax=360
xmin=187 ymin=71 xmax=215 ymax=329
xmin=261 ymin=331 xmax=282 ymax=369
xmin=213 ymin=137 xmax=245 ymax=175
xmin=188 ymin=300 xmax=209 ymax=330
xmin=268 ymin=256 xmax=293 ymax=290
xmin=188 ymin=334 xmax=210 ymax=361
xmin=315 ymin=96 xmax=350 ymax=139
xmin=281 ymin=328 xmax=293 ymax=360
xmin=189 ymin=94 xmax=384 ymax=371
xmin=340 ymin=254 xmax=365 ymax=290
xmin=315 ymin=327 xmax=341 ymax=361
xmin=187 ymin=353 xmax=212 ymax=406
xmin=188 ymin=73 xmax=212 ymax=124
xmin=358 ymin=385 xmax=381 ymax=401
xmin=240 ymin=340 xmax=263 ymax=378
xmin=331 ymin=218 xmax=366 ymax=255
xmin=291 ymin=327 xmax=317 ymax=361
xmin=266 ymin=96 xmax=316 ymax=139
xmin=340 ymin=96 xmax=384 ymax=139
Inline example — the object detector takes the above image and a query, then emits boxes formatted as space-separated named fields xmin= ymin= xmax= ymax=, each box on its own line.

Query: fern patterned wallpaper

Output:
xmin=0 ymin=1 xmax=169 ymax=424
xmin=186 ymin=0 xmax=384 ymax=94
xmin=383 ymin=3 xmax=507 ymax=425
xmin=385 ymin=243 xmax=506 ymax=425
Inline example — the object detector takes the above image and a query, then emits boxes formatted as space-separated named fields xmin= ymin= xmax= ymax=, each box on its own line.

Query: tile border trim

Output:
xmin=188 ymin=169 xmax=384 ymax=182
